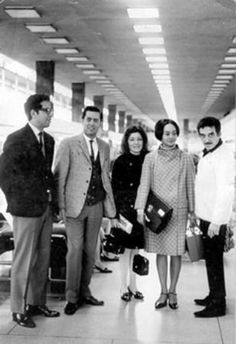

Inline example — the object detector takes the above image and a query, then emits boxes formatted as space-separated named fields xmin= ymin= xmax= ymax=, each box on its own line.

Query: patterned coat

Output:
xmin=135 ymin=145 xmax=195 ymax=255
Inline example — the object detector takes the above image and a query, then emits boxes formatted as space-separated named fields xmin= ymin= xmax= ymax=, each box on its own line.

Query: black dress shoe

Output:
xmin=194 ymin=303 xmax=226 ymax=318
xmin=94 ymin=265 xmax=112 ymax=273
xmin=169 ymin=292 xmax=178 ymax=310
xmin=84 ymin=295 xmax=104 ymax=306
xmin=155 ymin=293 xmax=168 ymax=309
xmin=27 ymin=305 xmax=60 ymax=317
xmin=128 ymin=287 xmax=144 ymax=300
xmin=194 ymin=295 xmax=211 ymax=306
xmin=64 ymin=302 xmax=78 ymax=315
xmin=121 ymin=291 xmax=132 ymax=302
xmin=13 ymin=313 xmax=36 ymax=328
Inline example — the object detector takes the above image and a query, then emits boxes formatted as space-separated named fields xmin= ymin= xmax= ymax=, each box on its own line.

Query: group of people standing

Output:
xmin=0 ymin=94 xmax=234 ymax=328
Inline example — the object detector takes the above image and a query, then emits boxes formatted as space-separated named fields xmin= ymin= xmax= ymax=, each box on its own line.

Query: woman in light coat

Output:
xmin=135 ymin=119 xmax=195 ymax=310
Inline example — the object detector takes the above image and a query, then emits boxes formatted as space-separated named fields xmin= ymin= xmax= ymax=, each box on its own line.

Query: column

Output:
xmin=118 ymin=110 xmax=125 ymax=133
xmin=36 ymin=61 xmax=55 ymax=95
xmin=108 ymin=104 xmax=116 ymax=132
xmin=183 ymin=118 xmax=189 ymax=150
xmin=72 ymin=82 xmax=85 ymax=122
xmin=126 ymin=114 xmax=132 ymax=128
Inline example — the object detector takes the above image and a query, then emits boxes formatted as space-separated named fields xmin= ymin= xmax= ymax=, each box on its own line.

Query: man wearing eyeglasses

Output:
xmin=0 ymin=94 xmax=60 ymax=328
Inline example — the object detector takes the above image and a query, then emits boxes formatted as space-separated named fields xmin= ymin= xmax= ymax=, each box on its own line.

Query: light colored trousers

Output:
xmin=65 ymin=202 xmax=103 ymax=303
xmin=11 ymin=206 xmax=52 ymax=314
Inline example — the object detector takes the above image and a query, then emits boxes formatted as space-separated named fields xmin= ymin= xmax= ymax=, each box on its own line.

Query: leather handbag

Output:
xmin=145 ymin=190 xmax=173 ymax=234
xmin=102 ymin=232 xmax=122 ymax=255
xmin=132 ymin=254 xmax=149 ymax=276
xmin=185 ymin=226 xmax=204 ymax=262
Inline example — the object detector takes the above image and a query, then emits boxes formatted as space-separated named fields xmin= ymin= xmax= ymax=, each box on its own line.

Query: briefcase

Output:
xmin=185 ymin=227 xmax=204 ymax=262
xmin=145 ymin=190 xmax=173 ymax=234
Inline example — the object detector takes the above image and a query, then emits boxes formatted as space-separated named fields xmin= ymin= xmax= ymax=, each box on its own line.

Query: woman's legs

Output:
xmin=128 ymin=249 xmax=139 ymax=292
xmin=156 ymin=254 xmax=168 ymax=293
xmin=119 ymin=249 xmax=130 ymax=294
xmin=169 ymin=255 xmax=182 ymax=293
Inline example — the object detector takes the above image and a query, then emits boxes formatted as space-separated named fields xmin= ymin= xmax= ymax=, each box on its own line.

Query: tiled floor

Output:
xmin=0 ymin=249 xmax=235 ymax=344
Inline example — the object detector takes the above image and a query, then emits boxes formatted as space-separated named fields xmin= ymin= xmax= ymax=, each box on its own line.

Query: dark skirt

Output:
xmin=111 ymin=222 xmax=144 ymax=250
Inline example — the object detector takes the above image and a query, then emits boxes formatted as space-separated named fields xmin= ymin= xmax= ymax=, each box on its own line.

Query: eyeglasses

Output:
xmin=39 ymin=107 xmax=53 ymax=115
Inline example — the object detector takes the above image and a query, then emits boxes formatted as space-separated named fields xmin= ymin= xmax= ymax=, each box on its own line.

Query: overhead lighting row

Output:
xmin=127 ymin=7 xmax=177 ymax=121
xmin=202 ymin=36 xmax=236 ymax=112
xmin=4 ymin=5 xmax=127 ymax=104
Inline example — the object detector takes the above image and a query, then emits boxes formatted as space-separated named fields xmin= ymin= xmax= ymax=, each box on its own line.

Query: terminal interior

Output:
xmin=0 ymin=1 xmax=235 ymax=343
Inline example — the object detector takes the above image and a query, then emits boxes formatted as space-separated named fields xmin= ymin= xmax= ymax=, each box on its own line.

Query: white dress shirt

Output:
xmin=83 ymin=134 xmax=98 ymax=159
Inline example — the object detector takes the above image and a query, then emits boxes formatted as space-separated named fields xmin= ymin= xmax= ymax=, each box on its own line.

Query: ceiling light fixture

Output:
xmin=143 ymin=48 xmax=166 ymax=55
xmin=149 ymin=63 xmax=169 ymax=69
xmin=133 ymin=25 xmax=162 ymax=33
xmin=139 ymin=37 xmax=164 ymax=45
xmin=216 ymin=75 xmax=233 ymax=79
xmin=218 ymin=69 xmax=236 ymax=74
xmin=55 ymin=48 xmax=79 ymax=54
xmin=145 ymin=56 xmax=167 ymax=62
xmin=4 ymin=6 xmax=40 ymax=18
xmin=224 ymin=56 xmax=236 ymax=61
xmin=151 ymin=70 xmax=170 ymax=75
xmin=227 ymin=48 xmax=236 ymax=53
xmin=76 ymin=64 xmax=95 ymax=68
xmin=66 ymin=56 xmax=88 ymax=62
xmin=42 ymin=37 xmax=69 ymax=44
xmin=83 ymin=70 xmax=101 ymax=75
xmin=89 ymin=75 xmax=107 ymax=79
xmin=25 ymin=24 xmax=56 ymax=33
xmin=127 ymin=8 xmax=159 ymax=19
xmin=221 ymin=63 xmax=236 ymax=68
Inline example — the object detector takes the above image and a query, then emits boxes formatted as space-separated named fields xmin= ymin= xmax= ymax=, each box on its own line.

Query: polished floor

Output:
xmin=0 ymin=248 xmax=235 ymax=344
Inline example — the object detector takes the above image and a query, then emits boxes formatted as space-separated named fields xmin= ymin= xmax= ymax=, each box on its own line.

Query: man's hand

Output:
xmin=137 ymin=209 xmax=145 ymax=225
xmin=208 ymin=223 xmax=220 ymax=238
xmin=59 ymin=209 xmax=66 ymax=223
xmin=110 ymin=218 xmax=120 ymax=228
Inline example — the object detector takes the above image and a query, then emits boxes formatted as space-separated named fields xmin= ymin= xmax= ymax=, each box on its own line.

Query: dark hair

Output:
xmin=82 ymin=106 xmax=103 ymax=121
xmin=24 ymin=94 xmax=50 ymax=120
xmin=197 ymin=116 xmax=221 ymax=135
xmin=154 ymin=119 xmax=180 ymax=141
xmin=121 ymin=125 xmax=148 ymax=154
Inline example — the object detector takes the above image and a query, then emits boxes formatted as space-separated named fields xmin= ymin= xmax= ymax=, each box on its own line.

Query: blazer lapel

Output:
xmin=97 ymin=139 xmax=105 ymax=167
xmin=78 ymin=135 xmax=91 ymax=162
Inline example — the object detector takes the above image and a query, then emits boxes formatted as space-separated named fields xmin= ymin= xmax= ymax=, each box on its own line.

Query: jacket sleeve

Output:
xmin=134 ymin=153 xmax=152 ymax=210
xmin=53 ymin=139 xmax=71 ymax=210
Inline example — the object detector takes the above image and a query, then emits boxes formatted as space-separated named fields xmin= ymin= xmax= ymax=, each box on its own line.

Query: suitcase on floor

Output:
xmin=50 ymin=234 xmax=67 ymax=279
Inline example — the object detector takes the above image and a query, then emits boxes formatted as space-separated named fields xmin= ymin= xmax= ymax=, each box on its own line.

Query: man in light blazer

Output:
xmin=54 ymin=105 xmax=116 ymax=315
xmin=0 ymin=94 xmax=60 ymax=328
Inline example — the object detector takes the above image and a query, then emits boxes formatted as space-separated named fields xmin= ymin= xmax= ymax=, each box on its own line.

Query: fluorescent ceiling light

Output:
xmin=139 ymin=37 xmax=164 ymax=45
xmin=221 ymin=64 xmax=236 ymax=68
xmin=66 ymin=56 xmax=88 ymax=62
xmin=76 ymin=64 xmax=95 ymax=68
xmin=213 ymin=80 xmax=229 ymax=84
xmin=101 ymin=84 xmax=115 ymax=88
xmin=4 ymin=6 xmax=40 ymax=18
xmin=227 ymin=48 xmax=236 ymax=53
xmin=55 ymin=48 xmax=79 ymax=54
xmin=216 ymin=75 xmax=233 ymax=79
xmin=155 ymin=80 xmax=171 ymax=84
xmin=212 ymin=84 xmax=226 ymax=88
xmin=218 ymin=69 xmax=236 ymax=74
xmin=151 ymin=70 xmax=170 ymax=75
xmin=89 ymin=75 xmax=107 ymax=79
xmin=83 ymin=70 xmax=101 ymax=75
xmin=143 ymin=48 xmax=166 ymax=55
xmin=158 ymin=86 xmax=177 ymax=121
xmin=25 ymin=24 xmax=56 ymax=33
xmin=232 ymin=37 xmax=236 ymax=44
xmin=149 ymin=63 xmax=169 ymax=69
xmin=133 ymin=25 xmax=161 ymax=33
xmin=153 ymin=75 xmax=170 ymax=80
xmin=145 ymin=56 xmax=167 ymax=62
xmin=96 ymin=80 xmax=112 ymax=84
xmin=127 ymin=8 xmax=159 ymax=18
xmin=42 ymin=37 xmax=69 ymax=44
xmin=224 ymin=56 xmax=236 ymax=61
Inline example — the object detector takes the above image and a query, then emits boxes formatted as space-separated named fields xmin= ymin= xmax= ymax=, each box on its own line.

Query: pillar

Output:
xmin=108 ymin=104 xmax=116 ymax=132
xmin=36 ymin=60 xmax=55 ymax=95
xmin=118 ymin=110 xmax=125 ymax=133
xmin=126 ymin=114 xmax=132 ymax=128
xmin=72 ymin=82 xmax=85 ymax=122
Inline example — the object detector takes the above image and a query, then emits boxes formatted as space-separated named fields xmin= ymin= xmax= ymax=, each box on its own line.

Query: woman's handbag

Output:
xmin=224 ymin=225 xmax=235 ymax=253
xmin=185 ymin=226 xmax=204 ymax=262
xmin=132 ymin=254 xmax=149 ymax=276
xmin=103 ymin=232 xmax=122 ymax=255
xmin=145 ymin=190 xmax=173 ymax=234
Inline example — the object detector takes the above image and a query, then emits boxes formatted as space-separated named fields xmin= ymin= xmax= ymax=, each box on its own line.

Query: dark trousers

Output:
xmin=200 ymin=219 xmax=226 ymax=304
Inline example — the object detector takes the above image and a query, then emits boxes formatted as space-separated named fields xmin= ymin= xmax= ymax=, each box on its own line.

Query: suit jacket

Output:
xmin=54 ymin=133 xmax=116 ymax=218
xmin=0 ymin=124 xmax=55 ymax=217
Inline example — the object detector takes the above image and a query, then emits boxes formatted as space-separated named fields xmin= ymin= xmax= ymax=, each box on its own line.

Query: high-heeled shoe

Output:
xmin=128 ymin=287 xmax=144 ymax=300
xmin=154 ymin=292 xmax=168 ymax=309
xmin=168 ymin=292 xmax=178 ymax=310
xmin=121 ymin=291 xmax=132 ymax=302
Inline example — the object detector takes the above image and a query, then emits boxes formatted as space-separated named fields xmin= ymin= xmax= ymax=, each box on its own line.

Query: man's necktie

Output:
xmin=89 ymin=139 xmax=95 ymax=161
xmin=38 ymin=132 xmax=45 ymax=156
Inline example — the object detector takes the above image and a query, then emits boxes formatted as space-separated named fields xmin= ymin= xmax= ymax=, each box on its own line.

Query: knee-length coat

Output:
xmin=135 ymin=145 xmax=195 ymax=255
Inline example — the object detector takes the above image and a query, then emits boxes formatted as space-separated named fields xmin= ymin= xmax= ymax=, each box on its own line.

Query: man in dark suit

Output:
xmin=54 ymin=106 xmax=117 ymax=315
xmin=0 ymin=94 xmax=60 ymax=328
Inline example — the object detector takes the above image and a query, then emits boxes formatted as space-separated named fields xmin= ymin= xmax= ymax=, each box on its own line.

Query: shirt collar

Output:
xmin=28 ymin=122 xmax=42 ymax=140
xmin=202 ymin=138 xmax=223 ymax=157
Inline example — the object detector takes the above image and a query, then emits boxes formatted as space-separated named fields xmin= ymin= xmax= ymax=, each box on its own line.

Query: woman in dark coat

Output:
xmin=111 ymin=125 xmax=148 ymax=302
